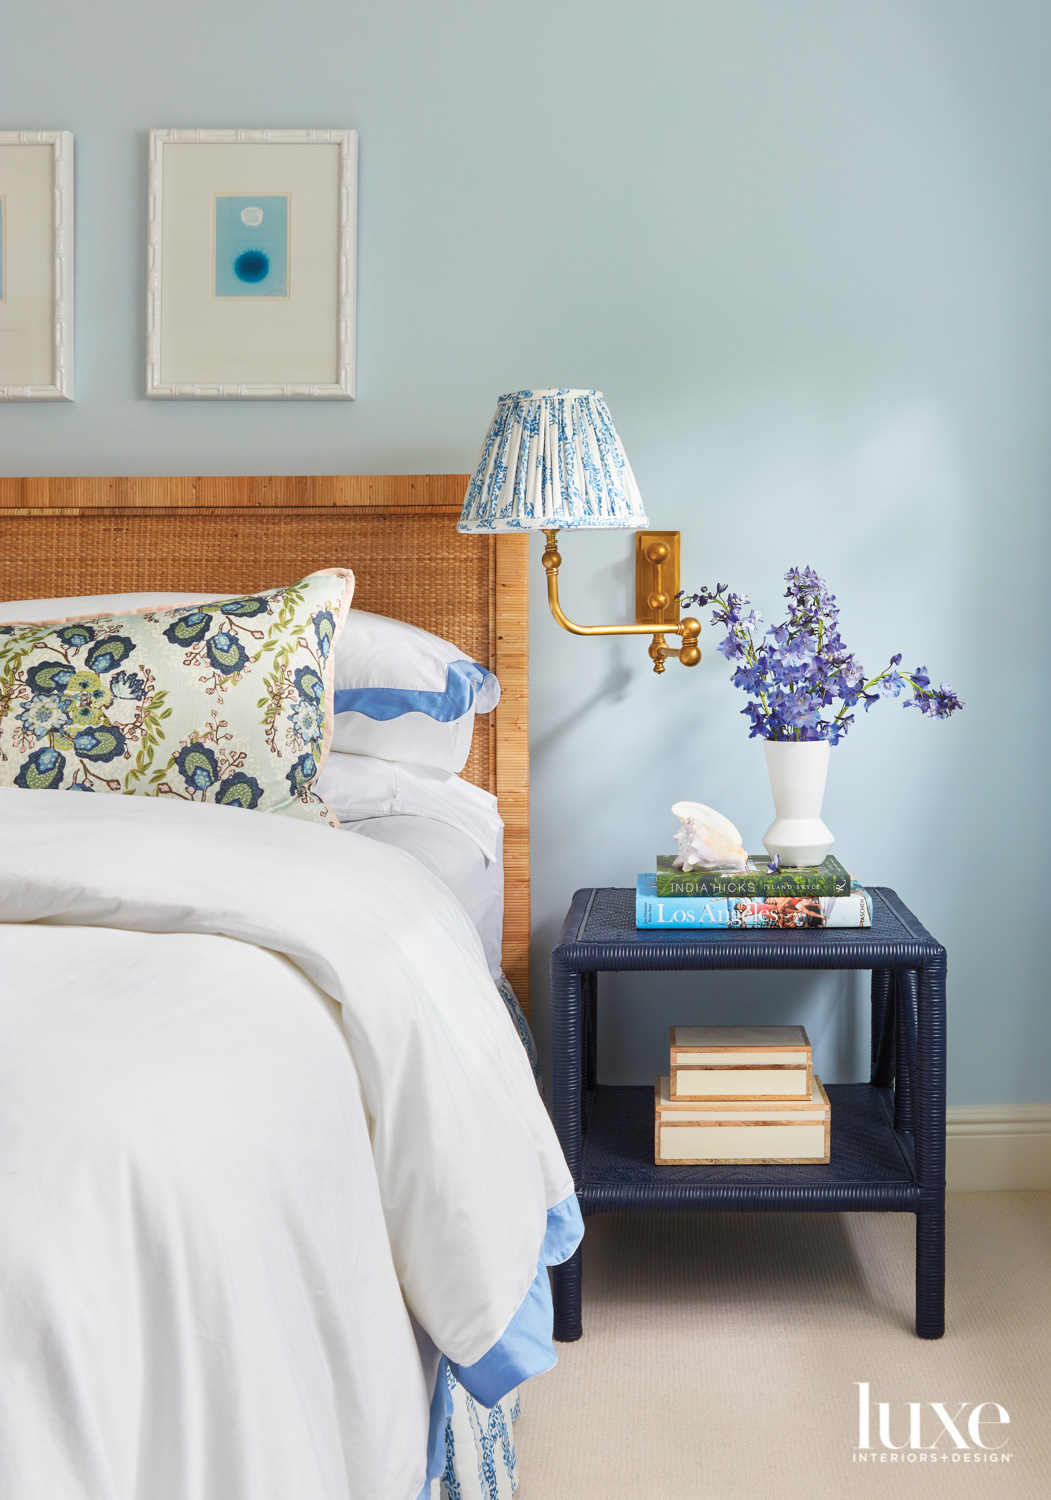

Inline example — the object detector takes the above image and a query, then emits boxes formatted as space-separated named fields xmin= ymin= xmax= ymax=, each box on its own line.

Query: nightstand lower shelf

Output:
xmin=578 ymin=1083 xmax=918 ymax=1212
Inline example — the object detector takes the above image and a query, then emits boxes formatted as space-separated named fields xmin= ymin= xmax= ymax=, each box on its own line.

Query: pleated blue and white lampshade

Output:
xmin=458 ymin=389 xmax=650 ymax=533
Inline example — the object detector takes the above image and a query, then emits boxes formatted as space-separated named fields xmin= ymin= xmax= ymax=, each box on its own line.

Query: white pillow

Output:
xmin=0 ymin=592 xmax=205 ymax=623
xmin=316 ymin=752 xmax=503 ymax=865
xmin=0 ymin=594 xmax=500 ymax=775
xmin=330 ymin=609 xmax=499 ymax=772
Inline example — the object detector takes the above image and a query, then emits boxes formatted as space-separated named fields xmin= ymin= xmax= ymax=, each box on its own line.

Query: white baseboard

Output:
xmin=946 ymin=1104 xmax=1051 ymax=1191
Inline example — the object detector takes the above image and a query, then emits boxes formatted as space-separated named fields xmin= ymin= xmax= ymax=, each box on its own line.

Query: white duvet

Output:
xmin=0 ymin=790 xmax=573 ymax=1500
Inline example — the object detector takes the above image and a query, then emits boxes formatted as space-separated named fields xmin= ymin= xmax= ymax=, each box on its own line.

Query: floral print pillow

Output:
xmin=0 ymin=568 xmax=353 ymax=825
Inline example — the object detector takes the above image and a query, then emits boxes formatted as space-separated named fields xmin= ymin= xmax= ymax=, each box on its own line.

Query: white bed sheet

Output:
xmin=342 ymin=814 xmax=504 ymax=982
xmin=0 ymin=791 xmax=574 ymax=1500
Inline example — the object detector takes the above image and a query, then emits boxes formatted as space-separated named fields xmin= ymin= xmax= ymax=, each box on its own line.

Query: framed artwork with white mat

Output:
xmin=146 ymin=128 xmax=357 ymax=399
xmin=0 ymin=130 xmax=74 ymax=402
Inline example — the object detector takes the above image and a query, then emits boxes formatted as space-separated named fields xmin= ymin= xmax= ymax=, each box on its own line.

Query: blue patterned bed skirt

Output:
xmin=438 ymin=1369 xmax=521 ymax=1500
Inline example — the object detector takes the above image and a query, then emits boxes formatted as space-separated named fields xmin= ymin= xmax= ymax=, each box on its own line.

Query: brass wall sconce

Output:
xmin=458 ymin=388 xmax=701 ymax=676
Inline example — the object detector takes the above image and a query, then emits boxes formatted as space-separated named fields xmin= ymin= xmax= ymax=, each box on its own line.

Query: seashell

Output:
xmin=671 ymin=801 xmax=748 ymax=872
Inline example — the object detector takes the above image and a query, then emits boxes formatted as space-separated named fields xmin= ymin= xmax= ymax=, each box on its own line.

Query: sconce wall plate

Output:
xmin=635 ymin=531 xmax=681 ymax=627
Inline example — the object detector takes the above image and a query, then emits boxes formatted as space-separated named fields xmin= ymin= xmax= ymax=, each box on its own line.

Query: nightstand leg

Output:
xmin=552 ymin=1245 xmax=583 ymax=1341
xmin=550 ymin=956 xmax=587 ymax=1339
xmin=583 ymin=971 xmax=598 ymax=1097
xmin=913 ymin=957 xmax=947 ymax=1338
xmin=550 ymin=957 xmax=585 ymax=1182
xmin=870 ymin=968 xmax=894 ymax=1087
xmin=894 ymin=971 xmax=916 ymax=1134
xmin=915 ymin=1207 xmax=945 ymax=1339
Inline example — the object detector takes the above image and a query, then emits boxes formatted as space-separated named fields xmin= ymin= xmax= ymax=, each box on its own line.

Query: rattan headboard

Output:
xmin=0 ymin=475 xmax=530 ymax=1011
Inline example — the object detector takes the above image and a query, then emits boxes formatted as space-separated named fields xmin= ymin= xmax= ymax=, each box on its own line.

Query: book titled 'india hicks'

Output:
xmin=654 ymin=853 xmax=851 ymax=898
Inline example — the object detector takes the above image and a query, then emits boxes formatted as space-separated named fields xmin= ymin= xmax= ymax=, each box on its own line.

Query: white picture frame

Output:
xmin=146 ymin=128 xmax=357 ymax=399
xmin=0 ymin=130 xmax=74 ymax=401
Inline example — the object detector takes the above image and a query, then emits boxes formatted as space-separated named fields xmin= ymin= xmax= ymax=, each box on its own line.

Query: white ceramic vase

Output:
xmin=761 ymin=740 xmax=834 ymax=867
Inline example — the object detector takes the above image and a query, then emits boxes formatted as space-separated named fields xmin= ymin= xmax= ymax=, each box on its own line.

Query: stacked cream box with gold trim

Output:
xmin=656 ymin=1026 xmax=830 ymax=1164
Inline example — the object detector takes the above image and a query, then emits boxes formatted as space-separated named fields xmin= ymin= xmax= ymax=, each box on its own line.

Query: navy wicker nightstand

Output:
xmin=550 ymin=886 xmax=947 ymax=1341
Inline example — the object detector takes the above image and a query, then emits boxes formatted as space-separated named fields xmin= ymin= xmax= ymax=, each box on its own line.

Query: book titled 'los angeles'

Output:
xmin=654 ymin=853 xmax=851 ymax=898
xmin=636 ymin=874 xmax=873 ymax=929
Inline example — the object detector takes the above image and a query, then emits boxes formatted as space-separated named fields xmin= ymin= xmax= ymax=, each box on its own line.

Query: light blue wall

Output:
xmin=4 ymin=1 xmax=1049 ymax=1103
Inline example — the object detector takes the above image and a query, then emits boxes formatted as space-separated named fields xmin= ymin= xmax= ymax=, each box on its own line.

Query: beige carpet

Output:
xmin=514 ymin=1194 xmax=1050 ymax=1499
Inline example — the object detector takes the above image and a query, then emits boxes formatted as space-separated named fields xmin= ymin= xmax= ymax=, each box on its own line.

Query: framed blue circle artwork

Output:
xmin=214 ymin=195 xmax=289 ymax=298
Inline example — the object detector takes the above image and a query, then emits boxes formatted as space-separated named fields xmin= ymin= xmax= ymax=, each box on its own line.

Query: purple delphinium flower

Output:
xmin=905 ymin=677 xmax=964 ymax=719
xmin=677 ymin=568 xmax=964 ymax=742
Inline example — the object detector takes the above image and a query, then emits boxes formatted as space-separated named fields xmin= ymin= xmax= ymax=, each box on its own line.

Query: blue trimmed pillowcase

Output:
xmin=329 ymin=609 xmax=500 ymax=772
xmin=0 ymin=569 xmax=354 ymax=825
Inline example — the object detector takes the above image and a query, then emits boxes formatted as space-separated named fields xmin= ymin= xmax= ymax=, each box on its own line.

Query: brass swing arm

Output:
xmin=541 ymin=528 xmax=701 ymax=675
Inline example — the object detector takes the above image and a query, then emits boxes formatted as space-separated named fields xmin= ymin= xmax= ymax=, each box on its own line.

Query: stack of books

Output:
xmin=636 ymin=853 xmax=873 ymax=929
xmin=655 ymin=1026 xmax=831 ymax=1164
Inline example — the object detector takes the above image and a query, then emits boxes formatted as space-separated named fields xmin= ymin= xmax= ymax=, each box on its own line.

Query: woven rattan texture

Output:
xmin=580 ymin=1084 xmax=916 ymax=1204
xmin=1 ymin=508 xmax=496 ymax=792
xmin=567 ymin=885 xmax=938 ymax=967
xmin=0 ymin=476 xmax=532 ymax=1009
xmin=549 ymin=885 xmax=947 ymax=1340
